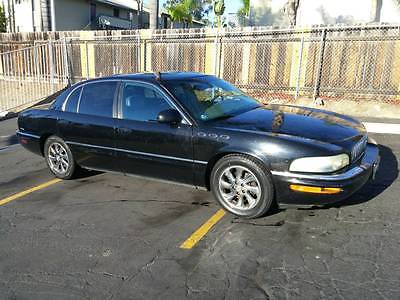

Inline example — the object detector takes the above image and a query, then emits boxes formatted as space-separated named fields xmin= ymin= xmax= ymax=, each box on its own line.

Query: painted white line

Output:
xmin=363 ymin=122 xmax=400 ymax=135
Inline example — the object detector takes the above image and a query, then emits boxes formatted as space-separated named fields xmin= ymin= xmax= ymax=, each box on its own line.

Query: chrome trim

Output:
xmin=271 ymin=144 xmax=379 ymax=181
xmin=66 ymin=141 xmax=208 ymax=165
xmin=16 ymin=131 xmax=40 ymax=139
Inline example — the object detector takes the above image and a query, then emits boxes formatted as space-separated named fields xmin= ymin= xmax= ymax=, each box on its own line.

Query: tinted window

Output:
xmin=79 ymin=82 xmax=117 ymax=118
xmin=122 ymin=83 xmax=171 ymax=122
xmin=64 ymin=87 xmax=81 ymax=113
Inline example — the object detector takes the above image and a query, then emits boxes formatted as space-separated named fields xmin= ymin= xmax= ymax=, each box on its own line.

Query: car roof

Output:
xmin=93 ymin=71 xmax=209 ymax=83
xmin=52 ymin=72 xmax=212 ymax=110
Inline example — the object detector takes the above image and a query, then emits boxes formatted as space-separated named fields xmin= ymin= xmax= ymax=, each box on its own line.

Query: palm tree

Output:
xmin=237 ymin=0 xmax=250 ymax=26
xmin=214 ymin=0 xmax=225 ymax=29
xmin=166 ymin=0 xmax=197 ymax=28
xmin=149 ymin=0 xmax=159 ymax=30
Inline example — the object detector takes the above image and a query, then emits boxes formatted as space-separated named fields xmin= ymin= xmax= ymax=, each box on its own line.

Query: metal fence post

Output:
xmin=143 ymin=38 xmax=147 ymax=72
xmin=62 ymin=38 xmax=71 ymax=86
xmin=313 ymin=28 xmax=327 ymax=101
xmin=85 ymin=41 xmax=90 ymax=80
xmin=48 ymin=40 xmax=55 ymax=93
xmin=214 ymin=31 xmax=219 ymax=76
xmin=218 ymin=34 xmax=223 ymax=78
xmin=295 ymin=36 xmax=305 ymax=100
xmin=137 ymin=34 xmax=141 ymax=73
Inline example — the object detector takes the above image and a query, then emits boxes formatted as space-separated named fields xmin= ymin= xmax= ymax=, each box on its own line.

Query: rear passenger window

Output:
xmin=78 ymin=82 xmax=118 ymax=118
xmin=64 ymin=87 xmax=81 ymax=113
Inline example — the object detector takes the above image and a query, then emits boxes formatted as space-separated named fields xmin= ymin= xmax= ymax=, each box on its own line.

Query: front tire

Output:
xmin=210 ymin=154 xmax=275 ymax=218
xmin=44 ymin=136 xmax=77 ymax=179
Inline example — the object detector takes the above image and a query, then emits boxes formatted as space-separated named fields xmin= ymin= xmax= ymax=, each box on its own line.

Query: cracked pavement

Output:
xmin=0 ymin=118 xmax=399 ymax=299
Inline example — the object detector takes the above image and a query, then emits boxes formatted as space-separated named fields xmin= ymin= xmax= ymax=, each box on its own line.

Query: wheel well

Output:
xmin=39 ymin=133 xmax=54 ymax=156
xmin=204 ymin=152 xmax=267 ymax=191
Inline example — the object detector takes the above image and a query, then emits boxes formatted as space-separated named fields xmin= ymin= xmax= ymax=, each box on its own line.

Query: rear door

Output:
xmin=58 ymin=80 xmax=120 ymax=171
xmin=114 ymin=81 xmax=194 ymax=184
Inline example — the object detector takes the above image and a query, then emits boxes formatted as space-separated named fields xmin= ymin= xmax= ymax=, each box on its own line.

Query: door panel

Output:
xmin=58 ymin=81 xmax=119 ymax=171
xmin=115 ymin=120 xmax=193 ymax=183
xmin=114 ymin=81 xmax=194 ymax=184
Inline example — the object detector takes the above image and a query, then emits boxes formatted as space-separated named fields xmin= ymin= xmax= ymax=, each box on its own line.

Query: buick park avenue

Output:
xmin=17 ymin=72 xmax=380 ymax=218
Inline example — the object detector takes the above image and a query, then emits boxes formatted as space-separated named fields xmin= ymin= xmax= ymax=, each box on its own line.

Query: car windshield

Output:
xmin=163 ymin=76 xmax=261 ymax=122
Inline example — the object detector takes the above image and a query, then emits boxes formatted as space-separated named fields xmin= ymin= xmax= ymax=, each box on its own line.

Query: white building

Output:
xmin=250 ymin=0 xmax=400 ymax=27
xmin=1 ymin=0 xmax=150 ymax=32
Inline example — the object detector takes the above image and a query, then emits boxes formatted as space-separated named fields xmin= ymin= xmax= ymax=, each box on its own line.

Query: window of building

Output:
xmin=113 ymin=8 xmax=120 ymax=18
xmin=90 ymin=3 xmax=97 ymax=22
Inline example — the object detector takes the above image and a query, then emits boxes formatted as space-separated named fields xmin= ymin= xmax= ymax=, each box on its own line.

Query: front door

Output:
xmin=114 ymin=81 xmax=194 ymax=184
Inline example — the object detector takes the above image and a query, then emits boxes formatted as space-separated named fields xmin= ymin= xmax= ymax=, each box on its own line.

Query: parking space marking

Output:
xmin=0 ymin=178 xmax=62 ymax=206
xmin=180 ymin=209 xmax=226 ymax=249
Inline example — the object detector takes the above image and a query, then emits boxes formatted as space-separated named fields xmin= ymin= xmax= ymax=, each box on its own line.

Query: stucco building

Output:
xmin=249 ymin=0 xmax=400 ymax=27
xmin=1 ymin=0 xmax=150 ymax=32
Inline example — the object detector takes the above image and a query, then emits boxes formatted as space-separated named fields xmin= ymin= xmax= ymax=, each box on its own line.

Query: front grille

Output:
xmin=351 ymin=136 xmax=367 ymax=162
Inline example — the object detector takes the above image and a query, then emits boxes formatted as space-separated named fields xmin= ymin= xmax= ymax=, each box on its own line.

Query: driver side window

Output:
xmin=121 ymin=82 xmax=171 ymax=122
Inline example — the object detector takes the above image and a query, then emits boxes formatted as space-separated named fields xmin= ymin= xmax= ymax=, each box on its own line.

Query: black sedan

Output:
xmin=17 ymin=72 xmax=380 ymax=218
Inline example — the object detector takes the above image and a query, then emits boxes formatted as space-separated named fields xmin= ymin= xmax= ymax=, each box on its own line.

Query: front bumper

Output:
xmin=271 ymin=144 xmax=380 ymax=206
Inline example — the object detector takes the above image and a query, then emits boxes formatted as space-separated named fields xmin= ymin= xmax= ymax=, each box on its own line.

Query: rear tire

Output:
xmin=44 ymin=136 xmax=77 ymax=180
xmin=210 ymin=154 xmax=275 ymax=218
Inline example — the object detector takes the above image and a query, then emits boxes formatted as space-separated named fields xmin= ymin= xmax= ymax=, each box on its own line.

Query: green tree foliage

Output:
xmin=164 ymin=0 xmax=212 ymax=27
xmin=237 ymin=0 xmax=250 ymax=17
xmin=213 ymin=0 xmax=225 ymax=29
xmin=0 ymin=5 xmax=6 ymax=32
xmin=237 ymin=0 xmax=250 ymax=26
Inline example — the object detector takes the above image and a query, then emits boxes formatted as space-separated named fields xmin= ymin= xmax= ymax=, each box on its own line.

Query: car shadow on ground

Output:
xmin=335 ymin=144 xmax=398 ymax=207
xmin=0 ymin=134 xmax=18 ymax=150
xmin=245 ymin=144 xmax=399 ymax=221
xmin=299 ymin=144 xmax=398 ymax=211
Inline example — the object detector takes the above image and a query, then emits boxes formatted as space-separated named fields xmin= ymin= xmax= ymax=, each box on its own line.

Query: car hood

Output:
xmin=213 ymin=104 xmax=366 ymax=143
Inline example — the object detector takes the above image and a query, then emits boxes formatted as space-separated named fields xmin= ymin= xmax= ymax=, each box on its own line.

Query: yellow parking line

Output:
xmin=0 ymin=178 xmax=62 ymax=206
xmin=180 ymin=209 xmax=226 ymax=249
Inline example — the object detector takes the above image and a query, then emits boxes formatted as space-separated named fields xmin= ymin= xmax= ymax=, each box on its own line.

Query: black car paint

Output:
xmin=17 ymin=72 xmax=378 ymax=206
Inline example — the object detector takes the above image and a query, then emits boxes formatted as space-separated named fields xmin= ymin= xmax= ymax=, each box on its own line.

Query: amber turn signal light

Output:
xmin=289 ymin=184 xmax=343 ymax=194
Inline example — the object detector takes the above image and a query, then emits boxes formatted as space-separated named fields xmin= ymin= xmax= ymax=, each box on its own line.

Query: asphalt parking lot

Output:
xmin=0 ymin=117 xmax=399 ymax=299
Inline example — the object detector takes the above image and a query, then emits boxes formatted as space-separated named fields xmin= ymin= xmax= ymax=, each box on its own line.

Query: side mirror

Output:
xmin=157 ymin=109 xmax=183 ymax=125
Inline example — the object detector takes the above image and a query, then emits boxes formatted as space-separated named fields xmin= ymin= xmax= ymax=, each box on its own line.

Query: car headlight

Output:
xmin=289 ymin=153 xmax=350 ymax=173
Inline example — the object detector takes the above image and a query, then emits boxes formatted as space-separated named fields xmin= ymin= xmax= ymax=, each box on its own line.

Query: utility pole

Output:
xmin=50 ymin=0 xmax=56 ymax=31
xmin=149 ymin=0 xmax=158 ymax=30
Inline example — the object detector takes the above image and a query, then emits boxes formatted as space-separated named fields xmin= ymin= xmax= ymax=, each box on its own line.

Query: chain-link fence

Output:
xmin=1 ymin=25 xmax=400 ymax=113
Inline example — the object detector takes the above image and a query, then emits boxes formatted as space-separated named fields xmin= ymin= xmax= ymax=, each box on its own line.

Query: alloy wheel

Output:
xmin=218 ymin=165 xmax=261 ymax=211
